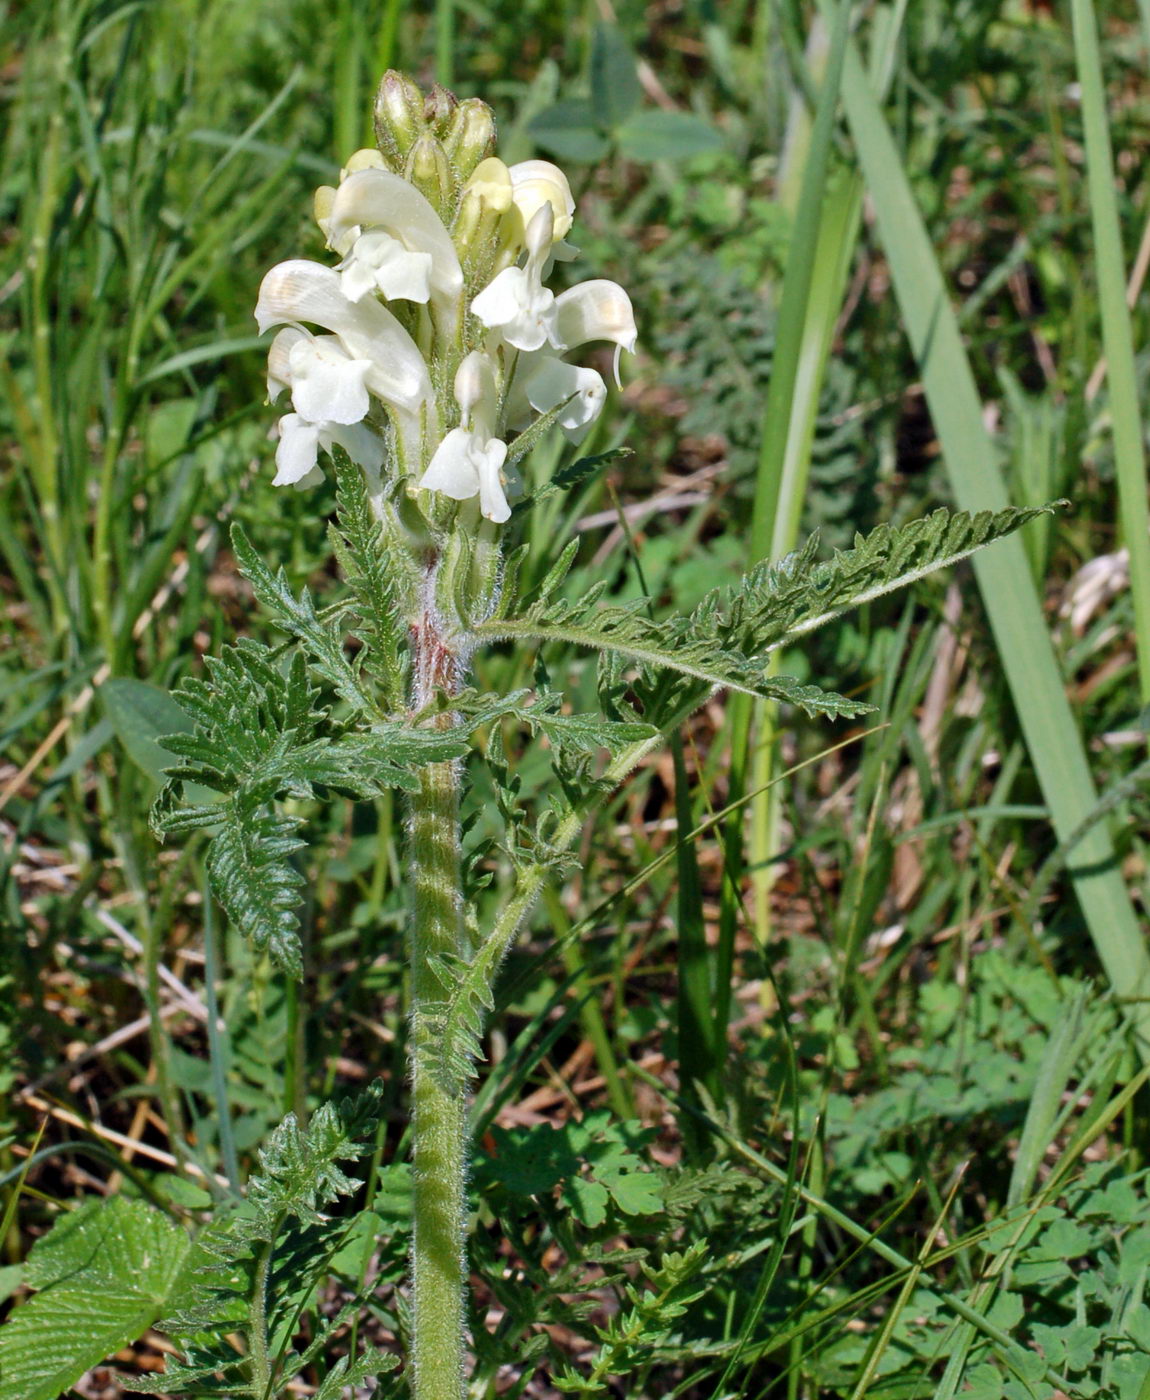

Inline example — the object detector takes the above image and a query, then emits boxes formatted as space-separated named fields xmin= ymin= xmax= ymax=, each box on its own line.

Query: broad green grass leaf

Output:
xmin=0 ymin=1198 xmax=188 ymax=1400
xmin=590 ymin=24 xmax=642 ymax=128
xmin=614 ymin=110 xmax=725 ymax=161
xmin=101 ymin=678 xmax=194 ymax=786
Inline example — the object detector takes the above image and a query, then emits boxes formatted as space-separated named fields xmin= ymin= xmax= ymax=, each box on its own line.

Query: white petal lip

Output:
xmin=255 ymin=260 xmax=432 ymax=414
xmin=327 ymin=168 xmax=463 ymax=302
xmin=271 ymin=413 xmax=387 ymax=489
xmin=553 ymin=279 xmax=638 ymax=355
xmin=471 ymin=266 xmax=557 ymax=352
xmin=419 ymin=428 xmax=511 ymax=522
xmin=340 ymin=230 xmax=433 ymax=305
xmin=273 ymin=414 xmax=321 ymax=486
xmin=419 ymin=428 xmax=480 ymax=499
xmin=287 ymin=338 xmax=372 ymax=426
xmin=475 ymin=439 xmax=511 ymax=522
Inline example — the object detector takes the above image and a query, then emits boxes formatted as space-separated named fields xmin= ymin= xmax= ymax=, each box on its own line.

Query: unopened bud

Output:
xmin=403 ymin=133 xmax=455 ymax=222
xmin=374 ymin=70 xmax=424 ymax=164
xmin=424 ymin=83 xmax=457 ymax=133
xmin=443 ymin=98 xmax=497 ymax=179
xmin=454 ymin=350 xmax=495 ymax=422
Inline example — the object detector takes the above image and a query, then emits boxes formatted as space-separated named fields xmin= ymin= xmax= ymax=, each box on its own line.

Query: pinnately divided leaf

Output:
xmin=129 ymin=1088 xmax=389 ymax=1398
xmin=151 ymin=641 xmax=469 ymax=973
xmin=479 ymin=505 xmax=1053 ymax=720
xmin=207 ymin=811 xmax=307 ymax=976
xmin=230 ymin=523 xmax=370 ymax=713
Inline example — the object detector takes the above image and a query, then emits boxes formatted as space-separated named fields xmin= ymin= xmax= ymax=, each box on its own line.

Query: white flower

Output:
xmin=256 ymin=259 xmax=434 ymax=461
xmin=419 ymin=427 xmax=510 ymax=522
xmin=338 ymin=230 xmax=434 ymax=305
xmin=508 ymin=159 xmax=575 ymax=242
xmin=273 ymin=414 xmax=386 ymax=490
xmin=508 ymin=356 xmax=606 ymax=445
xmin=418 ymin=351 xmax=511 ymax=522
xmin=267 ymin=328 xmax=373 ymax=425
xmin=325 ymin=167 xmax=464 ymax=328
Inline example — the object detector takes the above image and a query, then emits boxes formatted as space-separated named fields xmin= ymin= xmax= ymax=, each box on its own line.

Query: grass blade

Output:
xmin=829 ymin=9 xmax=1150 ymax=1053
xmin=1069 ymin=0 xmax=1150 ymax=703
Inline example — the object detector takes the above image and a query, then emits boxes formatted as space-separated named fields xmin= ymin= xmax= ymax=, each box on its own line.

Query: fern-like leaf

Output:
xmin=330 ymin=451 xmax=413 ymax=711
xmin=133 ymin=1088 xmax=390 ymax=1399
xmin=152 ymin=643 xmax=467 ymax=972
xmin=478 ymin=505 xmax=1053 ymax=719
xmin=231 ymin=523 xmax=371 ymax=713
xmin=208 ymin=810 xmax=306 ymax=975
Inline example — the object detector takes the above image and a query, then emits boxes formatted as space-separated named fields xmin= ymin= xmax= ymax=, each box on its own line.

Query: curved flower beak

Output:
xmin=553 ymin=279 xmax=638 ymax=384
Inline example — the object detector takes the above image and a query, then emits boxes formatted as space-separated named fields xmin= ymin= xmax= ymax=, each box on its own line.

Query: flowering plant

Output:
xmin=133 ymin=72 xmax=1050 ymax=1400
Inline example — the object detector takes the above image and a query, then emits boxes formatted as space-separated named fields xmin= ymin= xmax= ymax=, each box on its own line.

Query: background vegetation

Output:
xmin=2 ymin=0 xmax=1150 ymax=1396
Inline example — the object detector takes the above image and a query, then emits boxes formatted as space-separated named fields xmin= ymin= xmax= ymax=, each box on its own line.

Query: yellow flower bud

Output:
xmin=508 ymin=160 xmax=575 ymax=243
xmin=342 ymin=147 xmax=388 ymax=179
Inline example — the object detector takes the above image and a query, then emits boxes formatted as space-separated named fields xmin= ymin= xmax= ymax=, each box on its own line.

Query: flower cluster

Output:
xmin=254 ymin=73 xmax=636 ymax=526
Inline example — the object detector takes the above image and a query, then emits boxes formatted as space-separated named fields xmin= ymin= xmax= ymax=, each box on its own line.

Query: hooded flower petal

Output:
xmin=552 ymin=279 xmax=638 ymax=364
xmin=508 ymin=159 xmax=575 ymax=242
xmin=327 ymin=168 xmax=464 ymax=309
xmin=256 ymin=260 xmax=432 ymax=416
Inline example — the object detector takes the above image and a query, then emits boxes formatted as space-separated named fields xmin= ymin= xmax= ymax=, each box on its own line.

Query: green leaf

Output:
xmin=566 ymin=1176 xmax=610 ymax=1228
xmin=101 ymin=678 xmax=195 ymax=786
xmin=230 ymin=523 xmax=369 ymax=713
xmin=528 ymin=100 xmax=611 ymax=162
xmin=0 ymin=1198 xmax=189 ymax=1400
xmin=516 ymin=447 xmax=632 ymax=514
xmin=615 ymin=110 xmax=725 ymax=162
xmin=330 ymin=451 xmax=411 ymax=711
xmin=207 ymin=809 xmax=306 ymax=976
xmin=590 ymin=24 xmax=642 ymax=128
xmin=143 ymin=1089 xmax=387 ymax=1399
xmin=480 ymin=504 xmax=1052 ymax=723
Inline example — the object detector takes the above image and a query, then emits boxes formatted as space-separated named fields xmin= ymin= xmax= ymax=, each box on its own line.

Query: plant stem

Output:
xmin=408 ymin=614 xmax=467 ymax=1400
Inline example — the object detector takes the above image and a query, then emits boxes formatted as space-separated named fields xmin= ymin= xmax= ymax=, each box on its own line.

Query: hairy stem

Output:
xmin=408 ymin=613 xmax=467 ymax=1400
